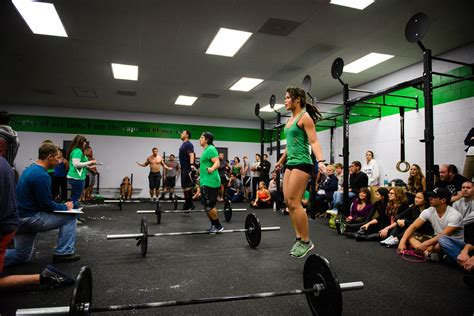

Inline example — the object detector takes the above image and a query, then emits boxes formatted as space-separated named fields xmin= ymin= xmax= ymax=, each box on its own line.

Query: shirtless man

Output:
xmin=136 ymin=147 xmax=172 ymax=201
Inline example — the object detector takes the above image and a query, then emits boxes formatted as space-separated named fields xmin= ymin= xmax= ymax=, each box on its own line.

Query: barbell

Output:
xmin=137 ymin=199 xmax=246 ymax=224
xmin=107 ymin=213 xmax=280 ymax=257
xmin=16 ymin=254 xmax=364 ymax=315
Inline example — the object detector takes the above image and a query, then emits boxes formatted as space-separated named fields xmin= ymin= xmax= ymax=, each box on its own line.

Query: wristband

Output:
xmin=318 ymin=160 xmax=325 ymax=163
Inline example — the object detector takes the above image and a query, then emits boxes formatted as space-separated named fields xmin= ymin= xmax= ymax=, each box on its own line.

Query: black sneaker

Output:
xmin=41 ymin=265 xmax=75 ymax=287
xmin=52 ymin=253 xmax=81 ymax=263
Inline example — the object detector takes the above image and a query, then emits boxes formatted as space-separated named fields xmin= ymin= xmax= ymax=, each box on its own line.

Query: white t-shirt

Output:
xmin=419 ymin=206 xmax=464 ymax=240
xmin=362 ymin=159 xmax=379 ymax=186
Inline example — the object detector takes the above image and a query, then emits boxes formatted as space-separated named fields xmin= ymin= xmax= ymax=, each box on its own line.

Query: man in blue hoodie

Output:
xmin=5 ymin=141 xmax=79 ymax=266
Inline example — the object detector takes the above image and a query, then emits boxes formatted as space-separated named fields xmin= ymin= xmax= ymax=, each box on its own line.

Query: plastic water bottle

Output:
xmin=383 ymin=174 xmax=389 ymax=187
xmin=273 ymin=202 xmax=277 ymax=211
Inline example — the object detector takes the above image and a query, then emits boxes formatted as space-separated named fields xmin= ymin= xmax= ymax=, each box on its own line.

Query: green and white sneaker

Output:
xmin=290 ymin=240 xmax=314 ymax=258
xmin=288 ymin=239 xmax=302 ymax=255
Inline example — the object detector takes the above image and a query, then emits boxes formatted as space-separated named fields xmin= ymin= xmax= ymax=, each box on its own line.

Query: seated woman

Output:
xmin=356 ymin=186 xmax=409 ymax=241
xmin=338 ymin=188 xmax=372 ymax=232
xmin=313 ymin=165 xmax=338 ymax=218
xmin=344 ymin=187 xmax=389 ymax=236
xmin=381 ymin=191 xmax=433 ymax=247
xmin=406 ymin=164 xmax=426 ymax=204
xmin=251 ymin=181 xmax=271 ymax=208
xmin=120 ymin=176 xmax=133 ymax=200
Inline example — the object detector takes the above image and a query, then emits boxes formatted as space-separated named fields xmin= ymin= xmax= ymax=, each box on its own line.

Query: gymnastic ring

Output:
xmin=396 ymin=160 xmax=411 ymax=173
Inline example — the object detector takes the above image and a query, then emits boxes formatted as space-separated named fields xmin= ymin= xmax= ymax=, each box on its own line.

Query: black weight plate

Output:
xmin=303 ymin=75 xmax=312 ymax=93
xmin=269 ymin=94 xmax=276 ymax=109
xmin=405 ymin=12 xmax=429 ymax=43
xmin=69 ymin=266 xmax=93 ymax=316
xmin=303 ymin=254 xmax=342 ymax=316
xmin=224 ymin=199 xmax=232 ymax=222
xmin=141 ymin=216 xmax=148 ymax=258
xmin=255 ymin=103 xmax=260 ymax=116
xmin=245 ymin=213 xmax=261 ymax=248
xmin=174 ymin=195 xmax=178 ymax=210
xmin=331 ymin=58 xmax=344 ymax=80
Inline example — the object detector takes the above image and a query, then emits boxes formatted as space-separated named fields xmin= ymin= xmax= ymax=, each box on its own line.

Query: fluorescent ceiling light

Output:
xmin=206 ymin=27 xmax=252 ymax=57
xmin=13 ymin=0 xmax=68 ymax=37
xmin=175 ymin=95 xmax=198 ymax=106
xmin=229 ymin=77 xmax=264 ymax=92
xmin=260 ymin=104 xmax=285 ymax=112
xmin=111 ymin=63 xmax=138 ymax=81
xmin=343 ymin=53 xmax=394 ymax=74
xmin=330 ymin=0 xmax=374 ymax=10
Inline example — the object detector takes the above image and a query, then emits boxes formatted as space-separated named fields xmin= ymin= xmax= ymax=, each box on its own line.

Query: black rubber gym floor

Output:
xmin=1 ymin=201 xmax=473 ymax=315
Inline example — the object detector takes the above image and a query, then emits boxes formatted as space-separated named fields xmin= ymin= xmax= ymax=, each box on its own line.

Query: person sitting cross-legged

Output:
xmin=398 ymin=187 xmax=464 ymax=261
xmin=227 ymin=173 xmax=243 ymax=203
xmin=5 ymin=142 xmax=80 ymax=267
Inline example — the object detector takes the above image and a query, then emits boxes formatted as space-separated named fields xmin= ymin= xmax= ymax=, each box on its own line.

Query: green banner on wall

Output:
xmin=9 ymin=115 xmax=261 ymax=143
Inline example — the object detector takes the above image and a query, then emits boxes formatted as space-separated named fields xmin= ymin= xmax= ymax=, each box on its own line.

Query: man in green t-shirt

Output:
xmin=199 ymin=132 xmax=223 ymax=233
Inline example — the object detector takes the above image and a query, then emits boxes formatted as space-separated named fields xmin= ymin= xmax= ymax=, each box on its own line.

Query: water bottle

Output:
xmin=273 ymin=201 xmax=277 ymax=211
xmin=383 ymin=174 xmax=389 ymax=187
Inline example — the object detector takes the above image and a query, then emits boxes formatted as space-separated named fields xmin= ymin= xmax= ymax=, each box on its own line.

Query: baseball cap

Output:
xmin=428 ymin=187 xmax=451 ymax=201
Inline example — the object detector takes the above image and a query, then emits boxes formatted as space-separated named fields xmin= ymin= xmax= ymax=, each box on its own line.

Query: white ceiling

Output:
xmin=1 ymin=0 xmax=473 ymax=120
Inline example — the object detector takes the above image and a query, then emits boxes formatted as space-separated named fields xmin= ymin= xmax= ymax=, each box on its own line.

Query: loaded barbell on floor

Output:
xmin=106 ymin=213 xmax=279 ymax=258
xmin=137 ymin=199 xmax=245 ymax=224
xmin=16 ymin=254 xmax=364 ymax=316
xmin=103 ymin=198 xmax=178 ymax=212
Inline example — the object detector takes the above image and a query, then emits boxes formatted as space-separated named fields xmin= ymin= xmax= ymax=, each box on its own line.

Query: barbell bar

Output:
xmin=16 ymin=254 xmax=364 ymax=316
xmin=107 ymin=213 xmax=279 ymax=257
xmin=137 ymin=199 xmax=244 ymax=224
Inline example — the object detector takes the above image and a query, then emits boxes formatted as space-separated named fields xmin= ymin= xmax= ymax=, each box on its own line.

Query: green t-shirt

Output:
xmin=199 ymin=145 xmax=220 ymax=188
xmin=67 ymin=148 xmax=89 ymax=180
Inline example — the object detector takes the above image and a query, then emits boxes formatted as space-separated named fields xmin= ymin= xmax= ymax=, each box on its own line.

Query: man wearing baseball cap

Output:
xmin=398 ymin=187 xmax=464 ymax=261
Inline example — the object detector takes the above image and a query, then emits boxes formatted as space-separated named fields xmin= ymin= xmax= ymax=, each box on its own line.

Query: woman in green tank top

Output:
xmin=275 ymin=87 xmax=326 ymax=259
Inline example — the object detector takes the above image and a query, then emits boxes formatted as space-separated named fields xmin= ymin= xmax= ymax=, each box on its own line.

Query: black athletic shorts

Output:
xmin=148 ymin=171 xmax=162 ymax=190
xmin=181 ymin=169 xmax=195 ymax=189
xmin=201 ymin=186 xmax=219 ymax=210
xmin=164 ymin=176 xmax=176 ymax=188
xmin=286 ymin=163 xmax=314 ymax=176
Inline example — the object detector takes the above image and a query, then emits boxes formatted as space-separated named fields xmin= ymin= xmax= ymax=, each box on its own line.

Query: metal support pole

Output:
xmin=422 ymin=49 xmax=435 ymax=191
xmin=260 ymin=118 xmax=265 ymax=160
xmin=342 ymin=84 xmax=351 ymax=215
xmin=330 ymin=127 xmax=335 ymax=164
xmin=276 ymin=112 xmax=282 ymax=208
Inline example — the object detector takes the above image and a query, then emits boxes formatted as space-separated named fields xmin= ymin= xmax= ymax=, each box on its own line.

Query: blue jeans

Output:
xmin=438 ymin=235 xmax=465 ymax=264
xmin=68 ymin=178 xmax=85 ymax=209
xmin=5 ymin=212 xmax=77 ymax=267
xmin=332 ymin=191 xmax=355 ymax=209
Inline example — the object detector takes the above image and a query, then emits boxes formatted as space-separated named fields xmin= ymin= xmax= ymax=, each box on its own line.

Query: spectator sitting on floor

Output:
xmin=356 ymin=186 xmax=408 ymax=241
xmin=398 ymin=187 xmax=464 ymax=261
xmin=438 ymin=181 xmax=474 ymax=268
xmin=227 ymin=173 xmax=243 ymax=203
xmin=436 ymin=164 xmax=468 ymax=203
xmin=120 ymin=176 xmax=133 ymax=200
xmin=380 ymin=191 xmax=433 ymax=247
xmin=344 ymin=187 xmax=389 ymax=236
xmin=345 ymin=187 xmax=372 ymax=224
xmin=0 ymin=125 xmax=74 ymax=290
xmin=5 ymin=142 xmax=80 ymax=266
xmin=251 ymin=181 xmax=271 ymax=208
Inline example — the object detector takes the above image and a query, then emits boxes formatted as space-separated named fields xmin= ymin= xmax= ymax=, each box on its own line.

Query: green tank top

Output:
xmin=285 ymin=112 xmax=312 ymax=166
